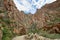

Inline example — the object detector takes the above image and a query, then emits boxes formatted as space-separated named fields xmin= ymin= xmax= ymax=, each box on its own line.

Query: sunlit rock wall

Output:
xmin=3 ymin=0 xmax=60 ymax=31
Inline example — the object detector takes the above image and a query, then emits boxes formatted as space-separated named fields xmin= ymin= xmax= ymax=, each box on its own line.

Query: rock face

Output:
xmin=44 ymin=0 xmax=60 ymax=9
xmin=0 ymin=0 xmax=60 ymax=36
xmin=3 ymin=0 xmax=46 ymax=29
xmin=2 ymin=0 xmax=60 ymax=28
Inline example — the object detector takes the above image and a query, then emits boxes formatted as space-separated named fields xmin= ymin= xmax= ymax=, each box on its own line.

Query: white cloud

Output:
xmin=13 ymin=0 xmax=56 ymax=14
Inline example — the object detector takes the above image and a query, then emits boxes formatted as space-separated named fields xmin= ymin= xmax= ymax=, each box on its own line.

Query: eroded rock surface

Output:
xmin=12 ymin=33 xmax=60 ymax=40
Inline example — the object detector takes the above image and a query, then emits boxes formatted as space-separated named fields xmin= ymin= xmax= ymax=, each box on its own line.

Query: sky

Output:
xmin=13 ymin=0 xmax=56 ymax=14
